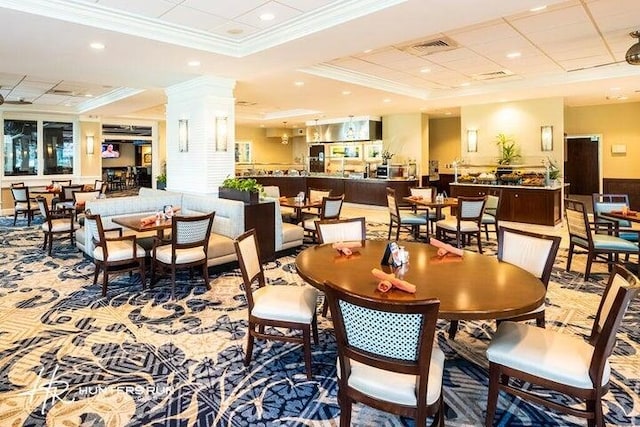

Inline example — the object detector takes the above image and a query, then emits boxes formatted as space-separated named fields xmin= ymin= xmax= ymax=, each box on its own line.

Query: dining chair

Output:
xmin=84 ymin=212 xmax=146 ymax=297
xmin=35 ymin=196 xmax=81 ymax=255
xmin=386 ymin=187 xmax=428 ymax=240
xmin=591 ymin=193 xmax=639 ymax=243
xmin=11 ymin=186 xmax=39 ymax=226
xmin=435 ymin=196 xmax=486 ymax=253
xmin=408 ymin=186 xmax=443 ymax=233
xmin=485 ymin=265 xmax=639 ymax=427
xmin=55 ymin=184 xmax=84 ymax=209
xmin=303 ymin=187 xmax=332 ymax=217
xmin=10 ymin=182 xmax=25 ymax=188
xmin=51 ymin=179 xmax=72 ymax=187
xmin=263 ymin=185 xmax=295 ymax=222
xmin=302 ymin=194 xmax=345 ymax=241
xmin=448 ymin=226 xmax=561 ymax=340
xmin=234 ymin=229 xmax=319 ymax=379
xmin=72 ymin=190 xmax=101 ymax=220
xmin=324 ymin=280 xmax=444 ymax=427
xmin=565 ymin=198 xmax=639 ymax=280
xmin=151 ymin=212 xmax=215 ymax=297
xmin=481 ymin=188 xmax=502 ymax=241
xmin=94 ymin=179 xmax=107 ymax=196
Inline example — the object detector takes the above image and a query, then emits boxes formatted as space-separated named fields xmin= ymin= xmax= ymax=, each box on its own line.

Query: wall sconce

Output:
xmin=86 ymin=135 xmax=95 ymax=155
xmin=215 ymin=116 xmax=228 ymax=151
xmin=466 ymin=129 xmax=478 ymax=152
xmin=178 ymin=119 xmax=189 ymax=152
xmin=541 ymin=125 xmax=553 ymax=151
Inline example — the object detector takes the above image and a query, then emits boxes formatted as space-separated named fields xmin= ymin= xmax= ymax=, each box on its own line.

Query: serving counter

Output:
xmin=252 ymin=175 xmax=418 ymax=206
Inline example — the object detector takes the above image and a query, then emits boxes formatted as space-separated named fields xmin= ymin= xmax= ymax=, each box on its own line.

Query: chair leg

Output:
xmin=139 ymin=259 xmax=147 ymax=290
xmin=338 ymin=391 xmax=353 ymax=427
xmin=485 ymin=362 xmax=500 ymax=427
xmin=93 ymin=263 xmax=100 ymax=285
xmin=566 ymin=243 xmax=574 ymax=271
xmin=448 ymin=320 xmax=459 ymax=339
xmin=48 ymin=234 xmax=53 ymax=256
xmin=244 ymin=325 xmax=255 ymax=367
xmin=536 ymin=311 xmax=545 ymax=328
xmin=321 ymin=295 xmax=329 ymax=317
xmin=387 ymin=222 xmax=392 ymax=240
xmin=101 ymin=269 xmax=109 ymax=297
xmin=585 ymin=253 xmax=594 ymax=280
xmin=171 ymin=267 xmax=176 ymax=299
xmin=13 ymin=212 xmax=18 ymax=226
xmin=477 ymin=231 xmax=483 ymax=254
xmin=312 ymin=313 xmax=319 ymax=344
xmin=302 ymin=325 xmax=313 ymax=380
xmin=202 ymin=263 xmax=210 ymax=290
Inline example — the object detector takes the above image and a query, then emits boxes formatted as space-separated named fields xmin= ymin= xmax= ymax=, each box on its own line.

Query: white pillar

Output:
xmin=165 ymin=76 xmax=236 ymax=195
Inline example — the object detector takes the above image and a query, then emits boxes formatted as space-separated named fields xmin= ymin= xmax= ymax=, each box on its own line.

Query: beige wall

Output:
xmin=461 ymin=97 xmax=564 ymax=165
xmin=565 ymin=102 xmax=640 ymax=179
xmin=429 ymin=117 xmax=461 ymax=171
xmin=80 ymin=121 xmax=102 ymax=179
xmin=382 ymin=113 xmax=427 ymax=165
xmin=235 ymin=125 xmax=294 ymax=164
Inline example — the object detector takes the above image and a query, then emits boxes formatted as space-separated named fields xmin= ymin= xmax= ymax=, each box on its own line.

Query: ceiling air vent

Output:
xmin=400 ymin=36 xmax=458 ymax=56
xmin=46 ymin=89 xmax=75 ymax=95
xmin=472 ymin=70 xmax=514 ymax=81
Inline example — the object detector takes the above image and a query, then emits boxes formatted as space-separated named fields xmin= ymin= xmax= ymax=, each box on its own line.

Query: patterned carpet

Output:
xmin=0 ymin=216 xmax=638 ymax=426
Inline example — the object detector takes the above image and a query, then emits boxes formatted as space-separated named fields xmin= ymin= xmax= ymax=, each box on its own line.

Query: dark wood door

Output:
xmin=564 ymin=137 xmax=599 ymax=195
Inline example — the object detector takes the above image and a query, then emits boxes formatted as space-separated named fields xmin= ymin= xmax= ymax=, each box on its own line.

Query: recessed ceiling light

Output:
xmin=363 ymin=49 xmax=373 ymax=53
xmin=188 ymin=60 xmax=200 ymax=67
xmin=259 ymin=12 xmax=275 ymax=21
xmin=84 ymin=94 xmax=93 ymax=97
xmin=420 ymin=68 xmax=431 ymax=73
xmin=383 ymin=98 xmax=391 ymax=103
xmin=459 ymin=82 xmax=471 ymax=87
xmin=227 ymin=28 xmax=244 ymax=35
xmin=530 ymin=5 xmax=547 ymax=12
xmin=294 ymin=81 xmax=304 ymax=87
xmin=506 ymin=52 xmax=521 ymax=59
xmin=342 ymin=90 xmax=351 ymax=95
xmin=90 ymin=42 xmax=105 ymax=50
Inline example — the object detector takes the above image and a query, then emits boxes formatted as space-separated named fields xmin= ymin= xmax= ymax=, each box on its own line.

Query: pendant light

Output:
xmin=281 ymin=121 xmax=289 ymax=145
xmin=313 ymin=119 xmax=321 ymax=142
xmin=626 ymin=30 xmax=640 ymax=65
xmin=345 ymin=115 xmax=355 ymax=140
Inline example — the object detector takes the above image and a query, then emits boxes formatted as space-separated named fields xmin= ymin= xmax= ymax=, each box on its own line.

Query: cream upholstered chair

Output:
xmin=302 ymin=194 xmax=345 ymax=241
xmin=55 ymin=184 xmax=84 ymax=209
xmin=386 ymin=187 xmax=428 ymax=240
xmin=234 ymin=229 xmax=319 ymax=379
xmin=263 ymin=185 xmax=295 ymax=222
xmin=565 ymin=198 xmax=639 ymax=280
xmin=151 ymin=212 xmax=215 ymax=297
xmin=447 ymin=226 xmax=561 ymax=340
xmin=316 ymin=217 xmax=366 ymax=245
xmin=324 ymin=280 xmax=444 ymax=427
xmin=85 ymin=212 xmax=146 ymax=297
xmin=35 ymin=196 xmax=81 ymax=255
xmin=481 ymin=188 xmax=502 ymax=241
xmin=435 ymin=196 xmax=486 ymax=253
xmin=72 ymin=190 xmax=101 ymax=220
xmin=485 ymin=265 xmax=639 ymax=427
xmin=11 ymin=186 xmax=39 ymax=226
xmin=94 ymin=180 xmax=107 ymax=196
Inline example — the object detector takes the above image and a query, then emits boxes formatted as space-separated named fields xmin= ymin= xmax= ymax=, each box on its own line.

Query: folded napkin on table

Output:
xmin=429 ymin=237 xmax=464 ymax=257
xmin=332 ymin=241 xmax=362 ymax=256
xmin=371 ymin=268 xmax=416 ymax=293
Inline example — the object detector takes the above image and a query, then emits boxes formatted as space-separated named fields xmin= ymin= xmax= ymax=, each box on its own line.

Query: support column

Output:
xmin=165 ymin=76 xmax=236 ymax=195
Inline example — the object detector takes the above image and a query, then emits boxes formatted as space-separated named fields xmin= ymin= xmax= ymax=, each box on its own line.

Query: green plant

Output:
xmin=156 ymin=173 xmax=167 ymax=184
xmin=495 ymin=133 xmax=521 ymax=165
xmin=221 ymin=177 xmax=263 ymax=193
xmin=547 ymin=157 xmax=561 ymax=180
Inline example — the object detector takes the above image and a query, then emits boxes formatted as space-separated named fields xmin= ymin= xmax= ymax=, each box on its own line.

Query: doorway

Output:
xmin=564 ymin=135 xmax=601 ymax=196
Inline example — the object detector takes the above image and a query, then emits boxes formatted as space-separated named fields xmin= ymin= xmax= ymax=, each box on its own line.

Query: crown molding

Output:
xmin=75 ymin=87 xmax=145 ymax=114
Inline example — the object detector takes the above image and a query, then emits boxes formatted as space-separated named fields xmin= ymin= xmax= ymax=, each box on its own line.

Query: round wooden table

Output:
xmin=295 ymin=240 xmax=546 ymax=321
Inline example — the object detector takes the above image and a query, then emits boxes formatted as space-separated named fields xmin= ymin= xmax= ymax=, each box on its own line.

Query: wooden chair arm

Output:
xmin=103 ymin=227 xmax=123 ymax=237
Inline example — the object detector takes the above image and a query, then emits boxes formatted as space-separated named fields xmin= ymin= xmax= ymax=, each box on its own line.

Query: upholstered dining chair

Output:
xmin=303 ymin=187 xmax=332 ymax=217
xmin=11 ymin=186 xmax=39 ymax=226
xmin=72 ymin=190 xmax=102 ymax=220
xmin=55 ymin=184 xmax=84 ymax=209
xmin=565 ymin=198 xmax=639 ymax=280
xmin=447 ymin=226 xmax=561 ymax=340
xmin=386 ymin=187 xmax=428 ymax=240
xmin=481 ymin=188 xmax=502 ymax=241
xmin=262 ymin=185 xmax=295 ymax=222
xmin=151 ymin=212 xmax=215 ymax=297
xmin=324 ymin=280 xmax=444 ymax=427
xmin=84 ymin=212 xmax=146 ymax=297
xmin=485 ymin=265 xmax=639 ymax=427
xmin=592 ymin=193 xmax=639 ymax=243
xmin=435 ymin=196 xmax=486 ymax=253
xmin=35 ymin=196 xmax=81 ymax=255
xmin=408 ymin=186 xmax=443 ymax=233
xmin=94 ymin=180 xmax=108 ymax=196
xmin=302 ymin=194 xmax=345 ymax=241
xmin=234 ymin=229 xmax=319 ymax=379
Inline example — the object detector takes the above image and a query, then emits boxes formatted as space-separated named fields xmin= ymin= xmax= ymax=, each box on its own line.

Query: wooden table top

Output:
xmin=112 ymin=214 xmax=172 ymax=233
xmin=602 ymin=210 xmax=640 ymax=223
xmin=402 ymin=196 xmax=458 ymax=208
xmin=295 ymin=239 xmax=546 ymax=321
xmin=279 ymin=197 xmax=322 ymax=209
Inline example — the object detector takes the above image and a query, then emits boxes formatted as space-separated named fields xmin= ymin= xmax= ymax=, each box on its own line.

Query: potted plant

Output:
xmin=219 ymin=177 xmax=263 ymax=204
xmin=156 ymin=173 xmax=167 ymax=190
xmin=495 ymin=133 xmax=521 ymax=165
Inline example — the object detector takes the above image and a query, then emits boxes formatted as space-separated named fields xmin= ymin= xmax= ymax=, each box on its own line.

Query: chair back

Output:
xmin=386 ymin=187 xmax=400 ymax=221
xmin=262 ymin=186 xmax=281 ymax=198
xmin=234 ymin=229 xmax=266 ymax=310
xmin=11 ymin=186 xmax=30 ymax=204
xmin=409 ymin=187 xmax=435 ymax=201
xmin=324 ymin=280 xmax=440 ymax=388
xmin=61 ymin=184 xmax=84 ymax=202
xmin=10 ymin=182 xmax=25 ymax=188
xmin=84 ymin=212 xmax=106 ymax=253
xmin=52 ymin=179 xmax=72 ymax=186
xmin=94 ymin=180 xmax=107 ymax=195
xmin=485 ymin=188 xmax=502 ymax=217
xmin=308 ymin=188 xmax=331 ymax=203
xmin=73 ymin=190 xmax=101 ymax=205
xmin=316 ymin=217 xmax=366 ymax=244
xmin=320 ymin=194 xmax=344 ymax=220
xmin=171 ymin=212 xmax=215 ymax=251
xmin=498 ymin=227 xmax=561 ymax=287
xmin=564 ymin=199 xmax=592 ymax=243
xmin=458 ymin=196 xmax=486 ymax=222
xmin=35 ymin=196 xmax=51 ymax=220
xmin=592 ymin=193 xmax=631 ymax=228
xmin=588 ymin=265 xmax=639 ymax=385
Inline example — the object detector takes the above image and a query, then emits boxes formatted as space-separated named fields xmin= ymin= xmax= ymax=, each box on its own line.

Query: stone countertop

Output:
xmin=244 ymin=174 xmax=417 ymax=182
xmin=450 ymin=182 xmax=563 ymax=191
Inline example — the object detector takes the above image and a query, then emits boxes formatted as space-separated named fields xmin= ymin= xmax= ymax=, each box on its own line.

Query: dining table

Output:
xmin=112 ymin=213 xmax=173 ymax=240
xmin=601 ymin=209 xmax=640 ymax=224
xmin=295 ymin=239 xmax=546 ymax=321
xmin=279 ymin=197 xmax=322 ymax=223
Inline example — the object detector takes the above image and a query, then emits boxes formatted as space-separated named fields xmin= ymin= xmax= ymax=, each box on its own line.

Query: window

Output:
xmin=3 ymin=120 xmax=38 ymax=176
xmin=43 ymin=121 xmax=74 ymax=175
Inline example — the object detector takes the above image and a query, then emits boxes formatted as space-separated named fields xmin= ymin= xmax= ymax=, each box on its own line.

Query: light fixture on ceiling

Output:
xmin=626 ymin=31 xmax=640 ymax=65
xmin=281 ymin=121 xmax=289 ymax=145
xmin=345 ymin=115 xmax=355 ymax=140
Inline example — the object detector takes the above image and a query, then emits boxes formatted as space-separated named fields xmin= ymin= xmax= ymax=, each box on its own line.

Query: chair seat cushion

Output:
xmin=338 ymin=346 xmax=444 ymax=406
xmin=399 ymin=212 xmax=428 ymax=225
xmin=155 ymin=245 xmax=206 ymax=264
xmin=283 ymin=222 xmax=304 ymax=243
xmin=486 ymin=321 xmax=609 ymax=389
xmin=303 ymin=216 xmax=320 ymax=231
xmin=572 ymin=234 xmax=638 ymax=251
xmin=481 ymin=213 xmax=496 ymax=224
xmin=207 ymin=233 xmax=236 ymax=259
xmin=252 ymin=285 xmax=318 ymax=323
xmin=42 ymin=219 xmax=81 ymax=232
xmin=93 ymin=241 xmax=146 ymax=262
xmin=436 ymin=218 xmax=479 ymax=232
xmin=15 ymin=202 xmax=33 ymax=211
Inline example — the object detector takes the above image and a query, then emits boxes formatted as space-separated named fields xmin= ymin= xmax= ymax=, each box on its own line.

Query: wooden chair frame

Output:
xmin=436 ymin=196 xmax=486 ymax=253
xmin=11 ymin=186 xmax=39 ymax=226
xmin=387 ymin=187 xmax=428 ymax=240
xmin=303 ymin=194 xmax=345 ymax=241
xmin=35 ymin=196 xmax=78 ymax=255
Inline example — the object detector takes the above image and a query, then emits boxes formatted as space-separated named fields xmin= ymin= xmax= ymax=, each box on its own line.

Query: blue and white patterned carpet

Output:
xmin=0 ymin=216 xmax=638 ymax=426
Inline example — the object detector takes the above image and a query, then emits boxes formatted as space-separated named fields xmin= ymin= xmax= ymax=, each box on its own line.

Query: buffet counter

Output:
xmin=251 ymin=175 xmax=418 ymax=206
xmin=450 ymin=183 xmax=563 ymax=226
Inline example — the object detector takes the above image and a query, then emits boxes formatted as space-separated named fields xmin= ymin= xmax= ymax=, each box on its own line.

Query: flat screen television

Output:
xmin=101 ymin=143 xmax=120 ymax=158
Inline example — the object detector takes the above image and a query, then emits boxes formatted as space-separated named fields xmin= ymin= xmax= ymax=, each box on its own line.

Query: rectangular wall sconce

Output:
xmin=466 ymin=129 xmax=478 ymax=152
xmin=215 ymin=116 xmax=228 ymax=152
xmin=541 ymin=125 xmax=553 ymax=151
xmin=611 ymin=144 xmax=627 ymax=154
xmin=86 ymin=135 xmax=95 ymax=155
xmin=178 ymin=119 xmax=189 ymax=152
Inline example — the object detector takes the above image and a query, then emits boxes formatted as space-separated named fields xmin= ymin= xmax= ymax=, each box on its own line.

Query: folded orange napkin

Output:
xmin=377 ymin=280 xmax=393 ymax=293
xmin=332 ymin=241 xmax=362 ymax=256
xmin=429 ymin=237 xmax=464 ymax=257
xmin=429 ymin=254 xmax=463 ymax=264
xmin=372 ymin=268 xmax=416 ymax=293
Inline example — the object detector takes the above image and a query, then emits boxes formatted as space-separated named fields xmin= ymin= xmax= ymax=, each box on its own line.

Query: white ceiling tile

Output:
xmin=183 ymin=0 xmax=266 ymax=20
xmin=98 ymin=0 xmax=176 ymax=18
xmin=510 ymin=3 xmax=590 ymax=33
xmin=588 ymin=0 xmax=640 ymax=31
xmin=276 ymin=0 xmax=335 ymax=13
xmin=450 ymin=22 xmax=520 ymax=46
xmin=161 ymin=5 xmax=226 ymax=31
xmin=235 ymin=1 xmax=302 ymax=29
xmin=560 ymin=54 xmax=618 ymax=70
xmin=210 ymin=21 xmax=260 ymax=38
xmin=360 ymin=48 xmax=417 ymax=65
xmin=423 ymin=48 xmax=486 ymax=64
